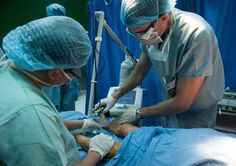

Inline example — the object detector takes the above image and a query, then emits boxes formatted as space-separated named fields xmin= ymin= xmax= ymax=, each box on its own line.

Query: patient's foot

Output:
xmin=93 ymin=114 xmax=110 ymax=128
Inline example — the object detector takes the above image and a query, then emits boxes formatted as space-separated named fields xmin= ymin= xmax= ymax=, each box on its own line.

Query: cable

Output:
xmin=95 ymin=48 xmax=105 ymax=77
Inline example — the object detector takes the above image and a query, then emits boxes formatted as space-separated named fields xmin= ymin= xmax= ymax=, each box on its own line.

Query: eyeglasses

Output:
xmin=126 ymin=21 xmax=155 ymax=37
xmin=64 ymin=69 xmax=81 ymax=79
xmin=60 ymin=68 xmax=81 ymax=81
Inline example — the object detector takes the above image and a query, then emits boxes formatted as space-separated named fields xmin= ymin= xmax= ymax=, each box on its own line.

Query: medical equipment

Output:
xmin=91 ymin=86 xmax=143 ymax=118
xmin=88 ymin=11 xmax=137 ymax=115
xmin=216 ymin=91 xmax=236 ymax=134
xmin=119 ymin=55 xmax=135 ymax=85
xmin=92 ymin=105 xmax=106 ymax=116
xmin=107 ymin=86 xmax=143 ymax=111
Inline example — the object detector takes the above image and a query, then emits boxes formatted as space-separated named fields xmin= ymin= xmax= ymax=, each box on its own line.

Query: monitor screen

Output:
xmin=117 ymin=90 xmax=136 ymax=105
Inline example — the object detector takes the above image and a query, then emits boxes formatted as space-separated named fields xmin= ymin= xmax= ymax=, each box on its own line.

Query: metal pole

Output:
xmin=88 ymin=11 xmax=104 ymax=116
xmin=102 ymin=19 xmax=137 ymax=64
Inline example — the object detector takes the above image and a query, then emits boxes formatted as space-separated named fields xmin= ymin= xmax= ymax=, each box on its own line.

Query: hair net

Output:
xmin=120 ymin=0 xmax=176 ymax=28
xmin=2 ymin=16 xmax=92 ymax=71
xmin=46 ymin=3 xmax=66 ymax=16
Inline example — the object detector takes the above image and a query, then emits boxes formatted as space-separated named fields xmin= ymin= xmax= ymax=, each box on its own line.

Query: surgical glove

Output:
xmin=95 ymin=95 xmax=117 ymax=113
xmin=112 ymin=106 xmax=140 ymax=124
xmin=89 ymin=133 xmax=115 ymax=159
xmin=81 ymin=118 xmax=102 ymax=131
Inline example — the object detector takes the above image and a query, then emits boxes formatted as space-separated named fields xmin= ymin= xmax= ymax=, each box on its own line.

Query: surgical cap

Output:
xmin=2 ymin=16 xmax=92 ymax=71
xmin=46 ymin=3 xmax=66 ymax=16
xmin=120 ymin=0 xmax=177 ymax=28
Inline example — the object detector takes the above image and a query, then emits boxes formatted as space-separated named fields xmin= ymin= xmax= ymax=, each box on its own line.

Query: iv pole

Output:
xmin=88 ymin=11 xmax=137 ymax=115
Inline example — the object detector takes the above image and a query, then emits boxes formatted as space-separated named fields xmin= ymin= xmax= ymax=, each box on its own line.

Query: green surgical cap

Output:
xmin=120 ymin=0 xmax=176 ymax=28
xmin=3 ymin=16 xmax=92 ymax=71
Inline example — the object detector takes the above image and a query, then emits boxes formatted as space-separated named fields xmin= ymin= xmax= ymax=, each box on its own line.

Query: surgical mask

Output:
xmin=0 ymin=54 xmax=7 ymax=62
xmin=148 ymin=44 xmax=168 ymax=62
xmin=9 ymin=62 xmax=55 ymax=87
xmin=9 ymin=62 xmax=73 ymax=87
xmin=60 ymin=69 xmax=73 ymax=83
xmin=138 ymin=27 xmax=163 ymax=45
xmin=147 ymin=14 xmax=175 ymax=62
xmin=63 ymin=68 xmax=81 ymax=80
xmin=127 ymin=26 xmax=163 ymax=45
xmin=147 ymin=27 xmax=172 ymax=62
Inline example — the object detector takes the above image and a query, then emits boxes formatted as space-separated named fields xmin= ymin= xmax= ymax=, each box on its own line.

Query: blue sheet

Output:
xmin=106 ymin=127 xmax=236 ymax=166
xmin=60 ymin=111 xmax=236 ymax=166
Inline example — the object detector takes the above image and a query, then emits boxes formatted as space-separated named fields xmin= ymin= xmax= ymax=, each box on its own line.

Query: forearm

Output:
xmin=113 ymin=54 xmax=151 ymax=99
xmin=140 ymin=97 xmax=188 ymax=118
xmin=75 ymin=151 xmax=101 ymax=166
xmin=140 ymin=77 xmax=205 ymax=118
xmin=64 ymin=120 xmax=84 ymax=131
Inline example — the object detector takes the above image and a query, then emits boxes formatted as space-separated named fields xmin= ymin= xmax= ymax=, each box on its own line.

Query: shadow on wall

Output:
xmin=0 ymin=0 xmax=89 ymax=91
xmin=0 ymin=0 xmax=89 ymax=46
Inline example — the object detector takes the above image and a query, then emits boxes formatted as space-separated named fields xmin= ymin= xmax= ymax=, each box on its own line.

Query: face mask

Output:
xmin=138 ymin=28 xmax=163 ymax=45
xmin=127 ymin=25 xmax=162 ymax=45
xmin=28 ymin=69 xmax=74 ymax=87
xmin=148 ymin=44 xmax=169 ymax=62
xmin=147 ymin=29 xmax=171 ymax=62
xmin=9 ymin=62 xmax=72 ymax=87
xmin=146 ymin=14 xmax=176 ymax=62
xmin=0 ymin=54 xmax=7 ymax=62
xmin=11 ymin=65 xmax=55 ymax=87
xmin=60 ymin=69 xmax=73 ymax=83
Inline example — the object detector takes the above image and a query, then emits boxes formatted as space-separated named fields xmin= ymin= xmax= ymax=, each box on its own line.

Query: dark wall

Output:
xmin=0 ymin=0 xmax=89 ymax=45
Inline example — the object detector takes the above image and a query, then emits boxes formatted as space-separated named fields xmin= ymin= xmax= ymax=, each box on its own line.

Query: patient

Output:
xmin=72 ymin=115 xmax=236 ymax=165
xmin=74 ymin=120 xmax=136 ymax=158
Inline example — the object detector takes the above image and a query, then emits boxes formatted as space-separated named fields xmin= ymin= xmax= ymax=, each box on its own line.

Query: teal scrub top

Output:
xmin=0 ymin=61 xmax=80 ymax=165
xmin=141 ymin=9 xmax=225 ymax=128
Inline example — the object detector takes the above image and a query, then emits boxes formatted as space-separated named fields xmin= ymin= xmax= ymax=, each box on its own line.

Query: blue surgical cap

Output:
xmin=46 ymin=3 xmax=66 ymax=16
xmin=120 ymin=0 xmax=176 ymax=28
xmin=2 ymin=16 xmax=92 ymax=71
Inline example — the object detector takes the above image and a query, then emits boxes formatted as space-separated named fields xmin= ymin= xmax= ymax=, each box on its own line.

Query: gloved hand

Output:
xmin=111 ymin=106 xmax=141 ymax=124
xmin=94 ymin=95 xmax=117 ymax=114
xmin=81 ymin=118 xmax=102 ymax=131
xmin=89 ymin=133 xmax=115 ymax=159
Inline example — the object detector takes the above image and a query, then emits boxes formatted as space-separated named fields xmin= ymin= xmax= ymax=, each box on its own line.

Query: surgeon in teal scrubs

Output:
xmin=96 ymin=0 xmax=225 ymax=128
xmin=0 ymin=16 xmax=114 ymax=165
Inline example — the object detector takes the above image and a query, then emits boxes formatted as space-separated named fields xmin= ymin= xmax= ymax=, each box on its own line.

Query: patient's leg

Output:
xmin=74 ymin=134 xmax=121 ymax=158
xmin=99 ymin=114 xmax=138 ymax=138
xmin=106 ymin=122 xmax=138 ymax=138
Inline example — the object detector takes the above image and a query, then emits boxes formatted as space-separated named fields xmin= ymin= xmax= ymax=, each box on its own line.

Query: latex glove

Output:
xmin=89 ymin=133 xmax=115 ymax=159
xmin=111 ymin=106 xmax=140 ymax=124
xmin=94 ymin=95 xmax=117 ymax=114
xmin=81 ymin=118 xmax=102 ymax=130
